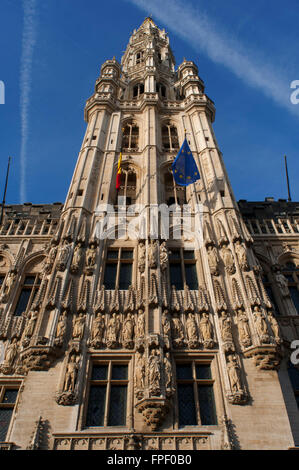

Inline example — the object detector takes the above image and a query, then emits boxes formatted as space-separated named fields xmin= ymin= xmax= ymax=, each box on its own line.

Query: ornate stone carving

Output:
xmin=106 ymin=313 xmax=121 ymax=348
xmin=206 ymin=244 xmax=219 ymax=276
xmin=148 ymin=240 xmax=158 ymax=269
xmin=135 ymin=350 xmax=146 ymax=399
xmin=85 ymin=242 xmax=97 ymax=274
xmin=219 ymin=310 xmax=235 ymax=353
xmin=199 ymin=312 xmax=214 ymax=349
xmin=138 ymin=240 xmax=146 ymax=273
xmin=122 ymin=313 xmax=135 ymax=349
xmin=148 ymin=348 xmax=161 ymax=396
xmin=72 ymin=313 xmax=85 ymax=341
xmin=56 ymin=353 xmax=80 ymax=405
xmin=252 ymin=306 xmax=269 ymax=344
xmin=267 ymin=310 xmax=282 ymax=344
xmin=22 ymin=310 xmax=38 ymax=347
xmin=164 ymin=352 xmax=174 ymax=396
xmin=275 ymin=270 xmax=289 ymax=297
xmin=0 ymin=269 xmax=16 ymax=302
xmin=159 ymin=241 xmax=168 ymax=272
xmin=226 ymin=355 xmax=247 ymax=404
xmin=221 ymin=244 xmax=235 ymax=275
xmin=235 ymin=309 xmax=252 ymax=348
xmin=0 ymin=338 xmax=18 ymax=374
xmin=70 ymin=242 xmax=84 ymax=274
xmin=135 ymin=397 xmax=170 ymax=431
xmin=234 ymin=240 xmax=249 ymax=271
xmin=57 ymin=240 xmax=72 ymax=271
xmin=136 ymin=309 xmax=145 ymax=338
xmin=171 ymin=313 xmax=185 ymax=348
xmin=54 ymin=311 xmax=67 ymax=347
xmin=89 ymin=312 xmax=105 ymax=349
xmin=185 ymin=312 xmax=199 ymax=349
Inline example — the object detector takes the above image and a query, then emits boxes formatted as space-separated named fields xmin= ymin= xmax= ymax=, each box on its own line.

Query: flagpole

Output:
xmin=284 ymin=155 xmax=292 ymax=202
xmin=0 ymin=156 xmax=11 ymax=226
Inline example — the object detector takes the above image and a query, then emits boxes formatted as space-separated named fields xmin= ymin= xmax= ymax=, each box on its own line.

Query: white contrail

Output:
xmin=20 ymin=0 xmax=38 ymax=203
xmin=127 ymin=0 xmax=298 ymax=117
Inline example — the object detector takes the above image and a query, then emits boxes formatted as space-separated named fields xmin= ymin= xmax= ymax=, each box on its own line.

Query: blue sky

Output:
xmin=0 ymin=0 xmax=298 ymax=205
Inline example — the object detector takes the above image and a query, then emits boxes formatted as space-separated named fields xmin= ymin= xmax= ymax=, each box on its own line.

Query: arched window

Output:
xmin=13 ymin=274 xmax=41 ymax=316
xmin=122 ymin=122 xmax=139 ymax=150
xmin=136 ymin=51 xmax=144 ymax=65
xmin=281 ymin=261 xmax=299 ymax=313
xmin=156 ymin=82 xmax=166 ymax=98
xmin=163 ymin=167 xmax=186 ymax=207
xmin=161 ymin=123 xmax=179 ymax=150
xmin=133 ymin=83 xmax=144 ymax=99
xmin=115 ymin=167 xmax=137 ymax=207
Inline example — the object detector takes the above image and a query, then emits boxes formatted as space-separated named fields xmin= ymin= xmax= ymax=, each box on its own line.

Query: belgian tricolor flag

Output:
xmin=116 ymin=151 xmax=122 ymax=190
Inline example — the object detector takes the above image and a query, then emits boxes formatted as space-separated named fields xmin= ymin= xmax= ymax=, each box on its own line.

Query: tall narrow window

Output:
xmin=156 ymin=82 xmax=166 ymax=98
xmin=115 ymin=168 xmax=137 ymax=207
xmin=262 ymin=273 xmax=280 ymax=315
xmin=14 ymin=274 xmax=41 ymax=316
xmin=86 ymin=362 xmax=128 ymax=427
xmin=169 ymin=249 xmax=198 ymax=290
xmin=162 ymin=123 xmax=179 ymax=150
xmin=176 ymin=362 xmax=217 ymax=426
xmin=103 ymin=248 xmax=133 ymax=290
xmin=122 ymin=122 xmax=139 ymax=150
xmin=133 ymin=83 xmax=144 ymax=99
xmin=287 ymin=362 xmax=299 ymax=408
xmin=164 ymin=169 xmax=186 ymax=207
xmin=0 ymin=385 xmax=19 ymax=441
xmin=282 ymin=262 xmax=299 ymax=313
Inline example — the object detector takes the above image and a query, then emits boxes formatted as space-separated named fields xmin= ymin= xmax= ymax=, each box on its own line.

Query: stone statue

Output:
xmin=267 ymin=310 xmax=282 ymax=343
xmin=72 ymin=313 xmax=85 ymax=341
xmin=123 ymin=313 xmax=134 ymax=348
xmin=236 ymin=309 xmax=251 ymax=346
xmin=3 ymin=338 xmax=18 ymax=367
xmin=222 ymin=245 xmax=235 ymax=274
xmin=199 ymin=312 xmax=214 ymax=344
xmin=91 ymin=313 xmax=105 ymax=345
xmin=1 ymin=270 xmax=16 ymax=300
xmin=253 ymin=306 xmax=269 ymax=341
xmin=275 ymin=271 xmax=289 ymax=297
xmin=164 ymin=352 xmax=173 ymax=391
xmin=136 ymin=309 xmax=145 ymax=337
xmin=162 ymin=310 xmax=171 ymax=342
xmin=219 ymin=311 xmax=233 ymax=342
xmin=63 ymin=355 xmax=79 ymax=392
xmin=135 ymin=351 xmax=145 ymax=391
xmin=71 ymin=242 xmax=83 ymax=272
xmin=227 ymin=355 xmax=243 ymax=393
xmin=138 ymin=241 xmax=146 ymax=273
xmin=86 ymin=243 xmax=97 ymax=268
xmin=148 ymin=240 xmax=158 ymax=269
xmin=159 ymin=241 xmax=168 ymax=272
xmin=58 ymin=241 xmax=71 ymax=270
xmin=55 ymin=311 xmax=67 ymax=344
xmin=107 ymin=313 xmax=120 ymax=347
xmin=43 ymin=243 xmax=57 ymax=273
xmin=207 ymin=245 xmax=219 ymax=276
xmin=186 ymin=313 xmax=198 ymax=342
xmin=171 ymin=313 xmax=184 ymax=347
xmin=149 ymin=349 xmax=161 ymax=395
xmin=235 ymin=240 xmax=249 ymax=271
xmin=23 ymin=310 xmax=38 ymax=338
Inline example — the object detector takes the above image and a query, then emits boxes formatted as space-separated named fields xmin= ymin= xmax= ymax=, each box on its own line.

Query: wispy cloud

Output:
xmin=20 ymin=0 xmax=38 ymax=203
xmin=127 ymin=0 xmax=298 ymax=117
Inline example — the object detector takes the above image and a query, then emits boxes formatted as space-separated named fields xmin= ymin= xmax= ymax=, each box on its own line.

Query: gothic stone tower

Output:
xmin=0 ymin=18 xmax=298 ymax=450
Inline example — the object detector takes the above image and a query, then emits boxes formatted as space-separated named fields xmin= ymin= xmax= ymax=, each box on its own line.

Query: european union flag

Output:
xmin=171 ymin=138 xmax=200 ymax=186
